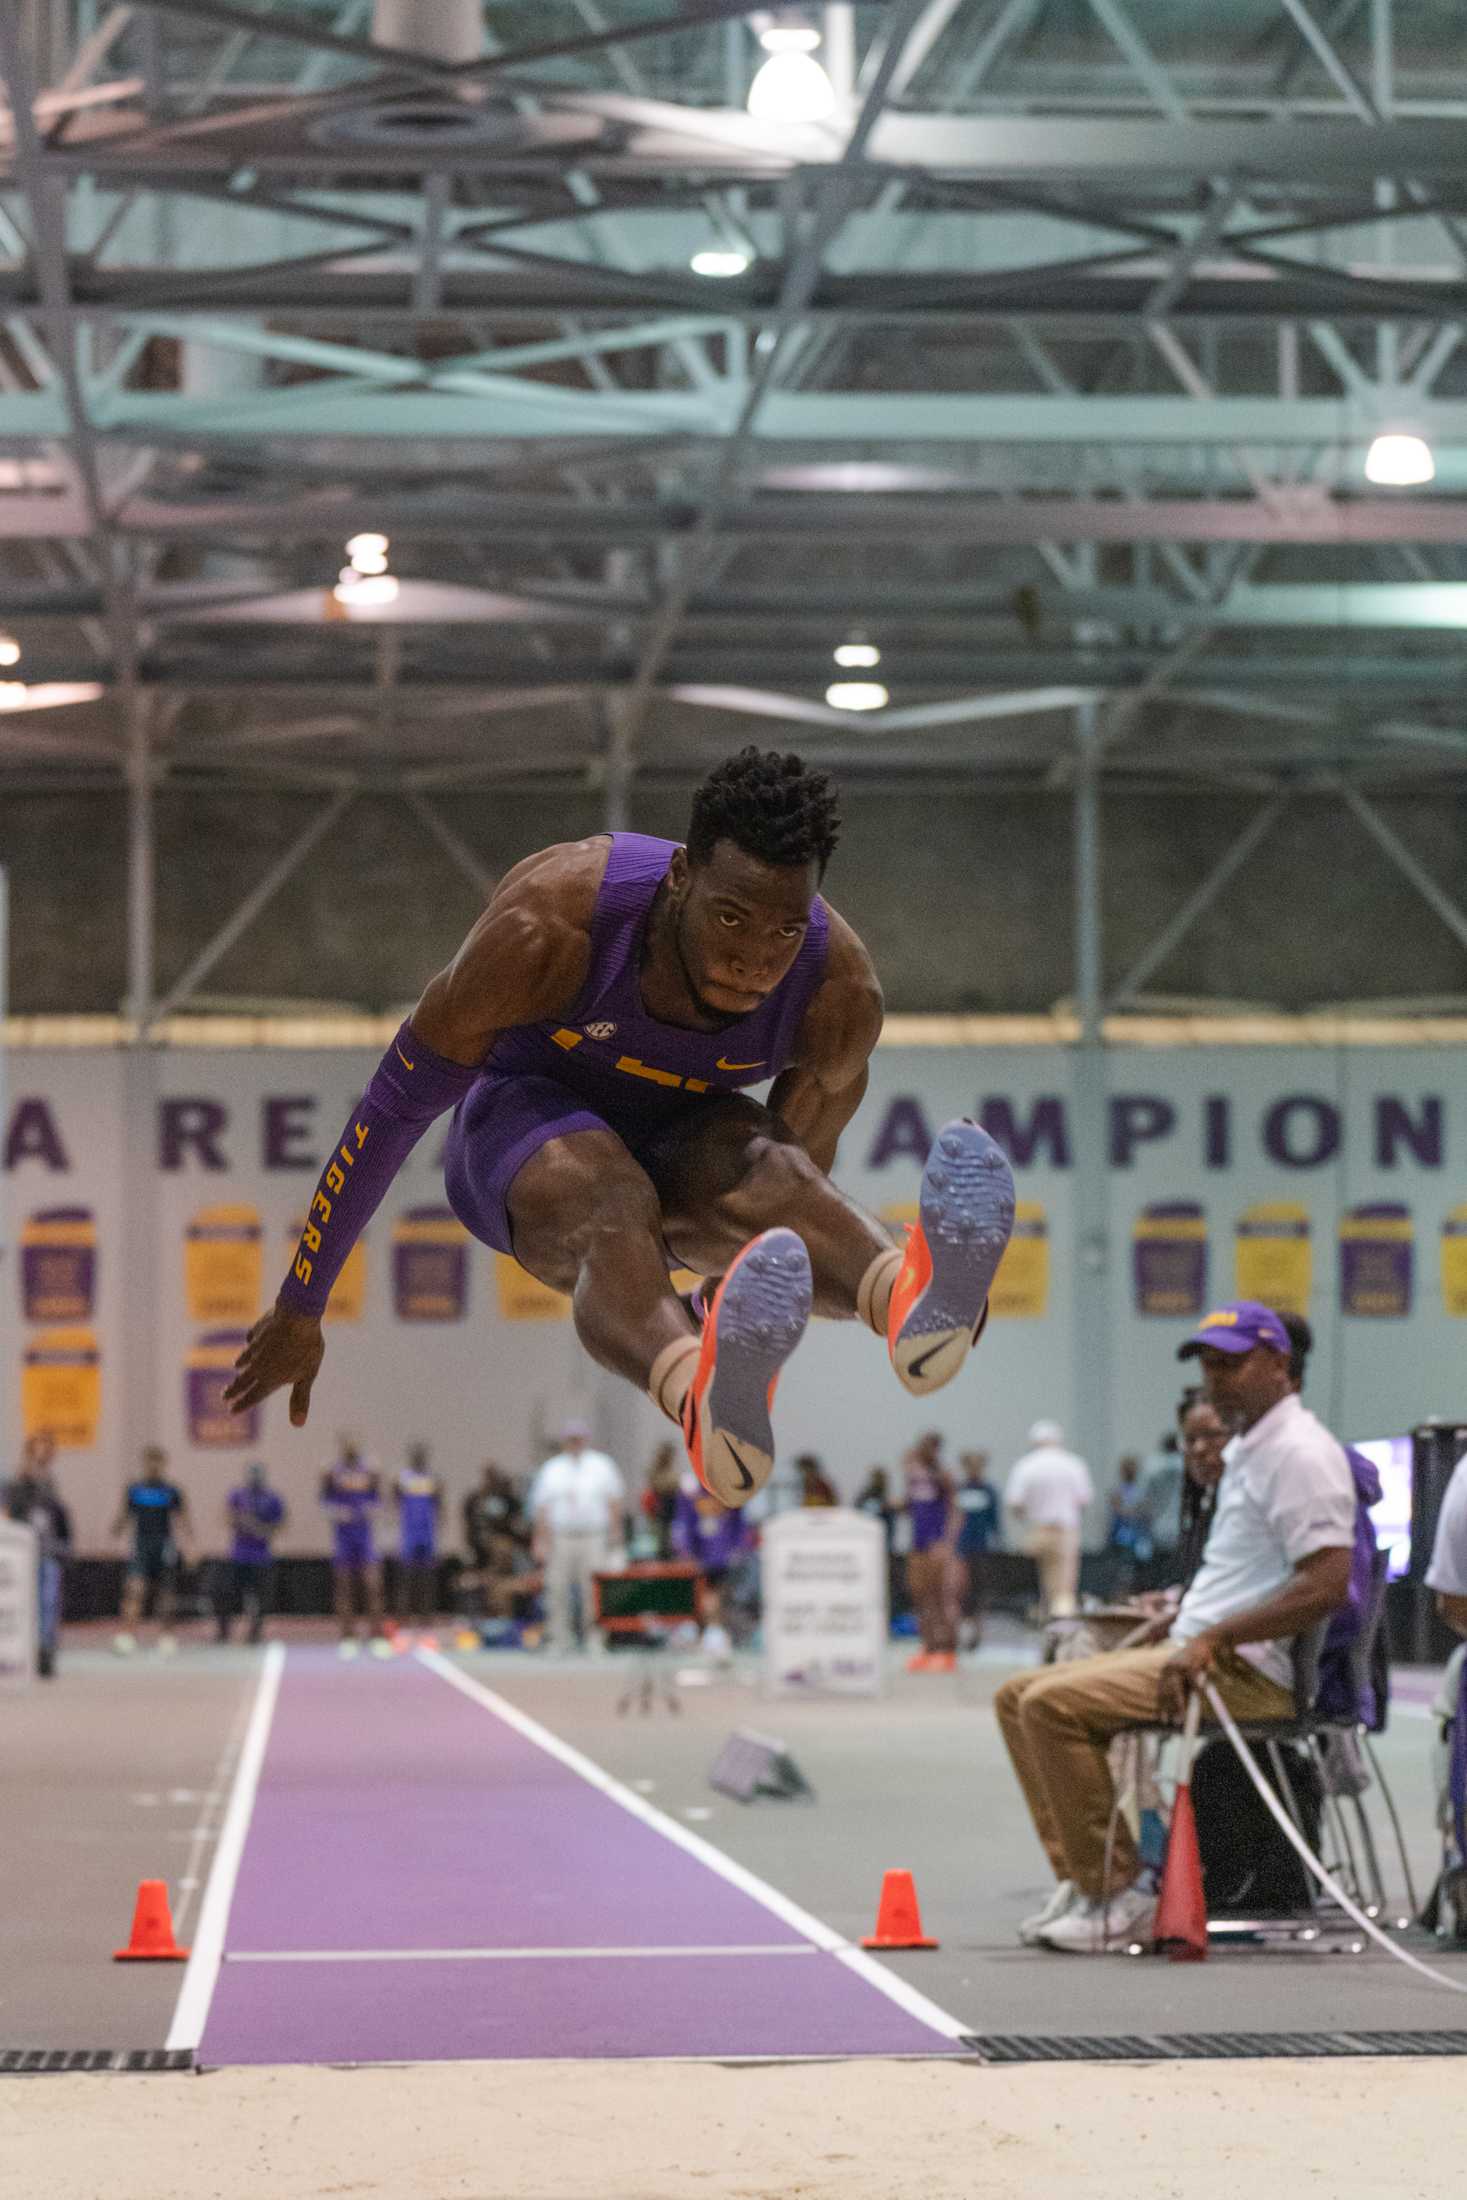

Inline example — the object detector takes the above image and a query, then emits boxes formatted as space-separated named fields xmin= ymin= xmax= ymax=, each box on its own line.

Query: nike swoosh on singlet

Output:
xmin=395 ymin=1043 xmax=415 ymax=1070
xmin=716 ymin=1058 xmax=766 ymax=1073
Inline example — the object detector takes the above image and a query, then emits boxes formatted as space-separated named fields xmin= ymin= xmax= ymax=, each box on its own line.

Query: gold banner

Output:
xmin=1234 ymin=1201 xmax=1312 ymax=1316
xmin=1443 ymin=1203 xmax=1467 ymax=1319
xmin=990 ymin=1200 xmax=1049 ymax=1320
xmin=493 ymin=1255 xmax=570 ymax=1322
xmin=22 ymin=1327 xmax=102 ymax=1449
xmin=185 ymin=1203 xmax=263 ymax=1325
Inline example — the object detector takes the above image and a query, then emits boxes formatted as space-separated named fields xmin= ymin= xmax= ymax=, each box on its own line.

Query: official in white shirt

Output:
xmin=1004 ymin=1420 xmax=1094 ymax=1619
xmin=994 ymin=1301 xmax=1355 ymax=1954
xmin=528 ymin=1420 xmax=627 ymax=1654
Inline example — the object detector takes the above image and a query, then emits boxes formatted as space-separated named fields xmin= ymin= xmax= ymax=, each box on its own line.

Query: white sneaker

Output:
xmin=368 ymin=1635 xmax=394 ymax=1660
xmin=337 ymin=1638 xmax=360 ymax=1660
xmin=700 ymin=1623 xmax=733 ymax=1667
xmin=1018 ymin=1879 xmax=1080 ymax=1946
xmin=112 ymin=1631 xmax=137 ymax=1657
xmin=1040 ymin=1881 xmax=1157 ymax=1954
xmin=156 ymin=1634 xmax=178 ymax=1657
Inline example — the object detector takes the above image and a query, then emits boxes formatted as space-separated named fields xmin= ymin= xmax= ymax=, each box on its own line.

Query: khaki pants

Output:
xmin=994 ymin=1645 xmax=1294 ymax=1900
xmin=906 ymin=1546 xmax=956 ymax=1654
xmin=544 ymin=1531 xmax=608 ymax=1652
xmin=1027 ymin=1522 xmax=1080 ymax=1618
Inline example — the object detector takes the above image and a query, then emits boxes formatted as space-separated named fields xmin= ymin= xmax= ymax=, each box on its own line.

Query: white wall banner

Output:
xmin=762 ymin=1508 xmax=887 ymax=1698
xmin=4 ymin=1041 xmax=1466 ymax=1550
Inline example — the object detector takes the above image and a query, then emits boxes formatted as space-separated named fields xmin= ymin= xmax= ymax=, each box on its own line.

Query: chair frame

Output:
xmin=1102 ymin=1551 xmax=1417 ymax=1951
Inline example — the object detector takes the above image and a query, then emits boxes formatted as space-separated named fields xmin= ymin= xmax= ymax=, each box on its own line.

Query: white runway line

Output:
xmin=416 ymin=1648 xmax=969 ymax=2044
xmin=228 ymin=1943 xmax=820 ymax=1964
xmin=166 ymin=1641 xmax=285 ymax=2053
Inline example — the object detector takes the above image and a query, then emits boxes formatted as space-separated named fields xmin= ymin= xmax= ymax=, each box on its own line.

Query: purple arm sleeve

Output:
xmin=276 ymin=1021 xmax=478 ymax=1318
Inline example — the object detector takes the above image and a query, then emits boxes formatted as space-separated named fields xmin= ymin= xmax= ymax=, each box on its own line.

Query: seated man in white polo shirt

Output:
xmin=994 ymin=1301 xmax=1355 ymax=1954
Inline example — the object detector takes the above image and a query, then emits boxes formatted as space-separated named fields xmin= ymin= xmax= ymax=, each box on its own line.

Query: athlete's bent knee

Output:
xmin=719 ymin=1132 xmax=822 ymax=1230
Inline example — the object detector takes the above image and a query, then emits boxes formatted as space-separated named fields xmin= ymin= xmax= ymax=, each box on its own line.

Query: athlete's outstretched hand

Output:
xmin=224 ymin=1303 xmax=325 ymax=1427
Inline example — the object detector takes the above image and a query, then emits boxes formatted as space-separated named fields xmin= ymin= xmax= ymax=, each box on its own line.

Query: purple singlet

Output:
xmin=444 ymin=834 xmax=829 ymax=1255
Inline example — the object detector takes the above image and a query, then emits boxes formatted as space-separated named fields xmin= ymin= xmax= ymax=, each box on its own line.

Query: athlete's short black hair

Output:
xmin=686 ymin=747 xmax=841 ymax=876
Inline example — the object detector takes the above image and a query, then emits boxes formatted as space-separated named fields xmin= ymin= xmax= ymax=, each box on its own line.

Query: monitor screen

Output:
xmin=1351 ymin=1435 xmax=1413 ymax=1580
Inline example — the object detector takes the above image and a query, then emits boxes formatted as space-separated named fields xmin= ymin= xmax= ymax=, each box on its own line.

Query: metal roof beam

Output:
xmin=14 ymin=388 xmax=1467 ymax=441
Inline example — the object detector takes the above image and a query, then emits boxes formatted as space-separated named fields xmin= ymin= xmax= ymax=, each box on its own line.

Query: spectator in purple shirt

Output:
xmin=217 ymin=1461 xmax=286 ymax=1645
xmin=672 ymin=1471 xmax=750 ymax=1647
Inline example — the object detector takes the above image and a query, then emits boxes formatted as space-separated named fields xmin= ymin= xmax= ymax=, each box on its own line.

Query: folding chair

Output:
xmin=1104 ymin=1554 xmax=1417 ymax=1952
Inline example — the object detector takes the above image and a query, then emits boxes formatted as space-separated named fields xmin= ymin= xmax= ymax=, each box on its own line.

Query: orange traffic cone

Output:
xmin=861 ymin=1868 xmax=938 ymax=1950
xmin=1154 ymin=1694 xmax=1208 ymax=1963
xmin=113 ymin=1879 xmax=189 ymax=1962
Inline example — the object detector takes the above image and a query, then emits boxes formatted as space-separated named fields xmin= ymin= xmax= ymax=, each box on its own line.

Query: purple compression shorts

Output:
xmin=444 ymin=1072 xmax=695 ymax=1258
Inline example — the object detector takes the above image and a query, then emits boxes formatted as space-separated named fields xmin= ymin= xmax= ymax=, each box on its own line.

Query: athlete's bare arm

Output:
xmin=224 ymin=840 xmax=609 ymax=1424
xmin=407 ymin=837 xmax=606 ymax=1063
xmin=763 ymin=910 xmax=884 ymax=1175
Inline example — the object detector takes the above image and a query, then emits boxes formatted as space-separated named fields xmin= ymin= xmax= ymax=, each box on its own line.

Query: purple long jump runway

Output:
xmin=199 ymin=1651 xmax=959 ymax=2066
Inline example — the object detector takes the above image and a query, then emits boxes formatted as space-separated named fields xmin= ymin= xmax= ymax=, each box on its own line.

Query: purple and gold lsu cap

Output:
xmin=1177 ymin=1300 xmax=1291 ymax=1360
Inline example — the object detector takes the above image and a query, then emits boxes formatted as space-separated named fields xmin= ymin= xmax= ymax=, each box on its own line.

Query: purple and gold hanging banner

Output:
xmin=392 ymin=1206 xmax=469 ymax=1321
xmin=1234 ymin=1201 xmax=1312 ymax=1316
xmin=1442 ymin=1204 xmax=1467 ymax=1319
xmin=185 ymin=1203 xmax=263 ymax=1325
xmin=288 ymin=1219 xmax=367 ymax=1323
xmin=186 ymin=1331 xmax=258 ymax=1446
xmin=1339 ymin=1203 xmax=1414 ymax=1318
xmin=21 ymin=1206 xmax=97 ymax=1323
xmin=493 ymin=1254 xmax=569 ymax=1322
xmin=990 ymin=1200 xmax=1050 ymax=1320
xmin=1133 ymin=1201 xmax=1208 ymax=1318
xmin=21 ymin=1328 xmax=101 ymax=1449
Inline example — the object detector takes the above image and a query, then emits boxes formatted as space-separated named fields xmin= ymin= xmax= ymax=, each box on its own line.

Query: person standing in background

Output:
xmin=795 ymin=1452 xmax=839 ymax=1507
xmin=395 ymin=1441 xmax=443 ymax=1641
xmin=5 ymin=1432 xmax=72 ymax=1678
xmin=902 ymin=1430 xmax=958 ymax=1672
xmin=953 ymin=1450 xmax=1001 ymax=1650
xmin=463 ymin=1461 xmax=526 ymax=1566
xmin=640 ymin=1439 xmax=682 ymax=1560
xmin=217 ymin=1461 xmax=285 ymax=1645
xmin=320 ymin=1438 xmax=386 ymax=1658
xmin=1005 ymin=1421 xmax=1094 ymax=1621
xmin=671 ymin=1472 xmax=749 ymax=1655
xmin=854 ymin=1465 xmax=902 ymax=1623
xmin=528 ymin=1420 xmax=627 ymax=1655
xmin=1103 ymin=1453 xmax=1152 ymax=1601
xmin=111 ymin=1446 xmax=194 ymax=1656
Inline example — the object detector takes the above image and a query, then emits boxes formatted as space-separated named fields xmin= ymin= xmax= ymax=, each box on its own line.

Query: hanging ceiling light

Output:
xmin=690 ymin=249 xmax=750 ymax=279
xmin=833 ymin=639 xmax=880 ymax=669
xmin=345 ymin=531 xmax=390 ymax=572
xmin=825 ymin=680 xmax=888 ymax=712
xmin=748 ymin=16 xmax=834 ymax=124
xmin=0 ymin=634 xmax=19 ymax=667
xmin=334 ymin=569 xmax=400 ymax=607
xmin=1364 ymin=430 xmax=1435 ymax=487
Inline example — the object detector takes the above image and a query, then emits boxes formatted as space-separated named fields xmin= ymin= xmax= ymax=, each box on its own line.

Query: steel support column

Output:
xmin=1070 ymin=700 xmax=1111 ymax=1497
xmin=124 ymin=689 xmax=155 ymax=1029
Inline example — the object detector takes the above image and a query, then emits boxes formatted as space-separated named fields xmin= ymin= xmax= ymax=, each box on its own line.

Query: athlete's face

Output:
xmin=669 ymin=841 xmax=818 ymax=1020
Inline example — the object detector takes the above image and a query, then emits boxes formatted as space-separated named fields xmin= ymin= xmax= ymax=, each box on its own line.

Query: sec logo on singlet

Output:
xmin=585 ymin=1022 xmax=617 ymax=1041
